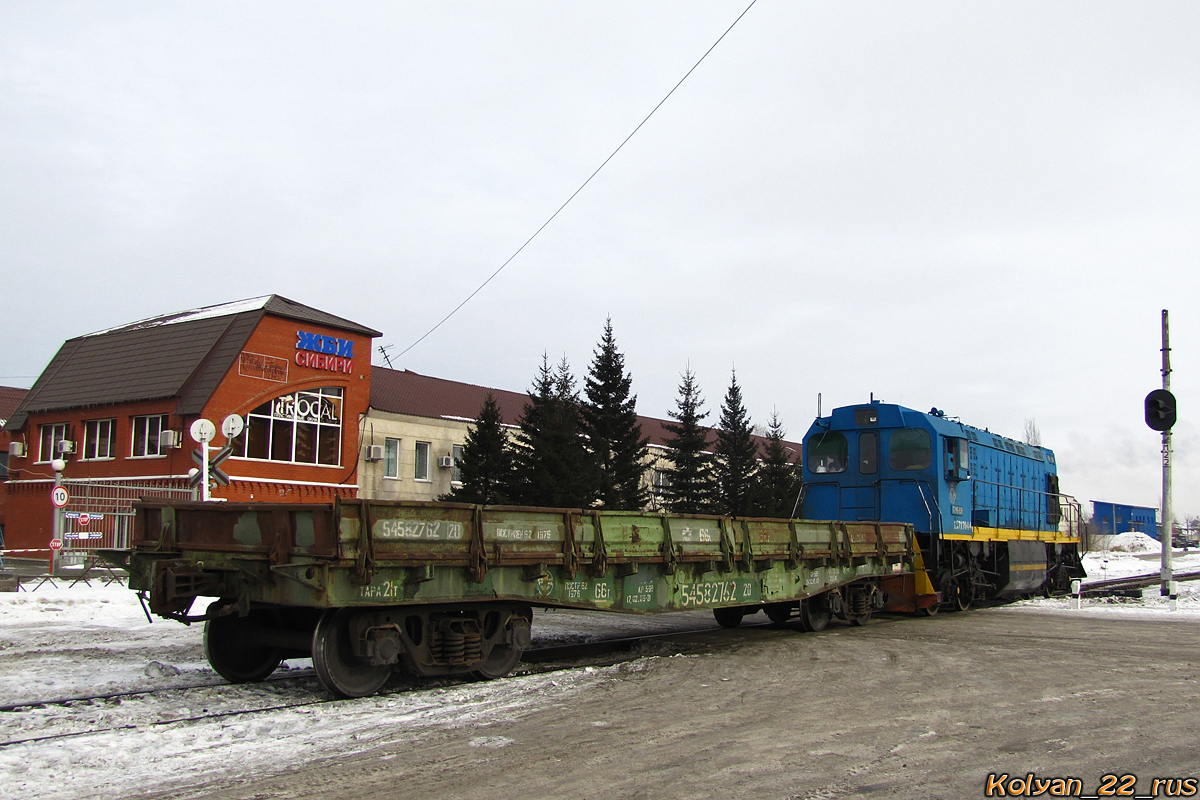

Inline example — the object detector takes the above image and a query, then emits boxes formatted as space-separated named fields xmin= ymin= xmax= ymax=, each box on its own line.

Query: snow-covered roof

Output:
xmin=81 ymin=296 xmax=274 ymax=338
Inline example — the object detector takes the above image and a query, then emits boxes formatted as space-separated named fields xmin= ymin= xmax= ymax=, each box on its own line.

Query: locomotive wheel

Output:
xmin=764 ymin=603 xmax=794 ymax=625
xmin=919 ymin=602 xmax=939 ymax=617
xmin=203 ymin=603 xmax=283 ymax=683
xmin=951 ymin=580 xmax=973 ymax=612
xmin=849 ymin=608 xmax=872 ymax=627
xmin=799 ymin=596 xmax=831 ymax=632
xmin=312 ymin=608 xmax=392 ymax=699
xmin=713 ymin=607 xmax=745 ymax=629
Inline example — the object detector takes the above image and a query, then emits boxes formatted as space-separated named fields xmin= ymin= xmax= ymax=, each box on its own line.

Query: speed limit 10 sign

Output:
xmin=51 ymin=486 xmax=69 ymax=508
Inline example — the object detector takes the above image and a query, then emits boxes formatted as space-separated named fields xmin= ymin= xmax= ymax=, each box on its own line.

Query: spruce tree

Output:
xmin=582 ymin=318 xmax=650 ymax=510
xmin=442 ymin=393 xmax=514 ymax=505
xmin=510 ymin=355 xmax=595 ymax=508
xmin=660 ymin=367 xmax=717 ymax=514
xmin=714 ymin=369 xmax=760 ymax=518
xmin=754 ymin=409 xmax=803 ymax=518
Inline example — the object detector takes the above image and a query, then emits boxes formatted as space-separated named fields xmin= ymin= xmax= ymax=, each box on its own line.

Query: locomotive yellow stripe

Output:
xmin=942 ymin=526 xmax=1080 ymax=544
xmin=1007 ymin=563 xmax=1048 ymax=571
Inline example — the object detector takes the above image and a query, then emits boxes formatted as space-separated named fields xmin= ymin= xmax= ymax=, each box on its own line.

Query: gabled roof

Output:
xmin=0 ymin=386 xmax=29 ymax=427
xmin=5 ymin=296 xmax=380 ymax=431
xmin=368 ymin=367 xmax=801 ymax=456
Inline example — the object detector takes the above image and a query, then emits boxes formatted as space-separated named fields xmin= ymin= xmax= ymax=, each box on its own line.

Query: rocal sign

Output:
xmin=295 ymin=330 xmax=354 ymax=374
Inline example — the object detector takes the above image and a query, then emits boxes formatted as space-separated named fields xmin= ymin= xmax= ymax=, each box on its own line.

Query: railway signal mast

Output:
xmin=1145 ymin=309 xmax=1177 ymax=598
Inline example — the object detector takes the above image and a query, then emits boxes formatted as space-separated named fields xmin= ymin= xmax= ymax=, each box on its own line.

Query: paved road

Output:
xmin=157 ymin=608 xmax=1200 ymax=800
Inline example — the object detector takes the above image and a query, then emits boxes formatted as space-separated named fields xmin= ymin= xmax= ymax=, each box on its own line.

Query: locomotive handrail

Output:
xmin=969 ymin=479 xmax=1083 ymax=538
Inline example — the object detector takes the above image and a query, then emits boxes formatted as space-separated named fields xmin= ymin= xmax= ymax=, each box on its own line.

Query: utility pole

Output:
xmin=1144 ymin=310 xmax=1177 ymax=599
xmin=1160 ymin=309 xmax=1173 ymax=597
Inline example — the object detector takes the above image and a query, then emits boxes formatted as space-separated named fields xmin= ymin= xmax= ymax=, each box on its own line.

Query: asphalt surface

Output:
xmin=145 ymin=608 xmax=1200 ymax=800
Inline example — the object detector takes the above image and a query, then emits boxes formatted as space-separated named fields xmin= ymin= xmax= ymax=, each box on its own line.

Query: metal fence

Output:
xmin=61 ymin=480 xmax=193 ymax=552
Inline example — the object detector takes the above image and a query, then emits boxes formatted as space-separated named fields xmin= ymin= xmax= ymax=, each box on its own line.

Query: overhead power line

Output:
xmin=396 ymin=0 xmax=758 ymax=359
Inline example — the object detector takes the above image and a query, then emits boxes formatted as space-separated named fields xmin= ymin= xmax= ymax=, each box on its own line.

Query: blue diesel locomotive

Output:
xmin=802 ymin=400 xmax=1085 ymax=610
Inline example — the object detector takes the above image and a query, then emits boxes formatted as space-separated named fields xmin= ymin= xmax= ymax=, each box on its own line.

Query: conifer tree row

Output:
xmin=446 ymin=324 xmax=801 ymax=516
xmin=509 ymin=354 xmax=594 ymax=508
xmin=756 ymin=409 xmax=803 ymax=518
xmin=443 ymin=393 xmax=513 ymax=505
xmin=582 ymin=318 xmax=650 ymax=511
xmin=713 ymin=369 xmax=759 ymax=518
xmin=660 ymin=367 xmax=716 ymax=514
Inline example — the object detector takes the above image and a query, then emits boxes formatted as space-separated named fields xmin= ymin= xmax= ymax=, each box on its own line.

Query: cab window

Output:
xmin=808 ymin=432 xmax=848 ymax=473
xmin=944 ymin=436 xmax=969 ymax=480
xmin=889 ymin=428 xmax=931 ymax=470
xmin=859 ymin=432 xmax=877 ymax=474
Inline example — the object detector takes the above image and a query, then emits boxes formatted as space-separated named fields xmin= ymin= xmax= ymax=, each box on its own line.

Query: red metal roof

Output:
xmin=368 ymin=367 xmax=800 ymax=455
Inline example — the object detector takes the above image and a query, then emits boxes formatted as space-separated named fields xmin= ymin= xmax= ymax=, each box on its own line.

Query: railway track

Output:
xmin=0 ymin=618 xmax=800 ymax=749
xmin=1080 ymin=568 xmax=1200 ymax=595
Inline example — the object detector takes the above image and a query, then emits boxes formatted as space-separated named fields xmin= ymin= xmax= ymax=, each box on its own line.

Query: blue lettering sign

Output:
xmin=296 ymin=330 xmax=353 ymax=359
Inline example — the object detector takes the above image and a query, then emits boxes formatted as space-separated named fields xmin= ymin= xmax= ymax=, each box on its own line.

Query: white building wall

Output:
xmin=357 ymin=411 xmax=471 ymax=501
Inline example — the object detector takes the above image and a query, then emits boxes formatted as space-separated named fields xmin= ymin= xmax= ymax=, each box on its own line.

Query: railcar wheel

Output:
xmin=849 ymin=609 xmax=872 ymax=627
xmin=713 ymin=607 xmax=745 ymax=629
xmin=799 ymin=596 xmax=831 ymax=632
xmin=203 ymin=603 xmax=283 ymax=683
xmin=312 ymin=608 xmax=392 ymax=699
xmin=471 ymin=610 xmax=531 ymax=680
xmin=764 ymin=603 xmax=794 ymax=625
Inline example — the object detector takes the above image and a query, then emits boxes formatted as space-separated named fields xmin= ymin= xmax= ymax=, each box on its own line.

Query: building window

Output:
xmin=383 ymin=438 xmax=401 ymax=479
xmin=232 ymin=387 xmax=344 ymax=466
xmin=131 ymin=414 xmax=169 ymax=458
xmin=414 ymin=441 xmax=431 ymax=481
xmin=83 ymin=419 xmax=117 ymax=460
xmin=653 ymin=468 xmax=671 ymax=498
xmin=451 ymin=444 xmax=464 ymax=483
xmin=39 ymin=423 xmax=69 ymax=463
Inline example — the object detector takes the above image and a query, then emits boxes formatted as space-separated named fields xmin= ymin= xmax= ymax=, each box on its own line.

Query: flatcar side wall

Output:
xmin=129 ymin=501 xmax=915 ymax=616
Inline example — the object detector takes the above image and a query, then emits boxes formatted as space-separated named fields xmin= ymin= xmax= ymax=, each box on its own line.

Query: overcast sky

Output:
xmin=3 ymin=2 xmax=1198 ymax=520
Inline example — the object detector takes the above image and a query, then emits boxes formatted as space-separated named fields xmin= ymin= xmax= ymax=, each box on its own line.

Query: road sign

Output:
xmin=190 ymin=418 xmax=217 ymax=443
xmin=51 ymin=486 xmax=69 ymax=508
xmin=190 ymin=446 xmax=231 ymax=487
xmin=222 ymin=414 xmax=245 ymax=440
xmin=78 ymin=513 xmax=91 ymax=527
xmin=49 ymin=539 xmax=63 ymax=551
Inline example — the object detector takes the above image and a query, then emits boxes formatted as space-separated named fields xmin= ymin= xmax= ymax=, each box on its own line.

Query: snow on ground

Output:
xmin=3 ymin=551 xmax=1200 ymax=800
xmin=1000 ymin=546 xmax=1200 ymax=620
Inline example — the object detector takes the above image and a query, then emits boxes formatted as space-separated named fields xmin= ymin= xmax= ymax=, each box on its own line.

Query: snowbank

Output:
xmin=1090 ymin=531 xmax=1162 ymax=553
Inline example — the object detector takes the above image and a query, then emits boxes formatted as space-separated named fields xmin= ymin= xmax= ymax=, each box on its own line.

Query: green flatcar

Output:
xmin=115 ymin=499 xmax=924 ymax=697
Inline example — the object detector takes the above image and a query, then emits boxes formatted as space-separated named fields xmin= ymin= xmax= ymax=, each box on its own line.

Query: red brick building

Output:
xmin=0 ymin=386 xmax=31 ymax=549
xmin=2 ymin=296 xmax=379 ymax=553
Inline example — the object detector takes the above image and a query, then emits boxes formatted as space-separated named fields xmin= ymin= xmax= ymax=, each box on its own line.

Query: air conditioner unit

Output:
xmin=365 ymin=444 xmax=384 ymax=462
xmin=56 ymin=440 xmax=76 ymax=455
xmin=437 ymin=455 xmax=455 ymax=469
xmin=160 ymin=430 xmax=183 ymax=448
xmin=8 ymin=442 xmax=25 ymax=458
